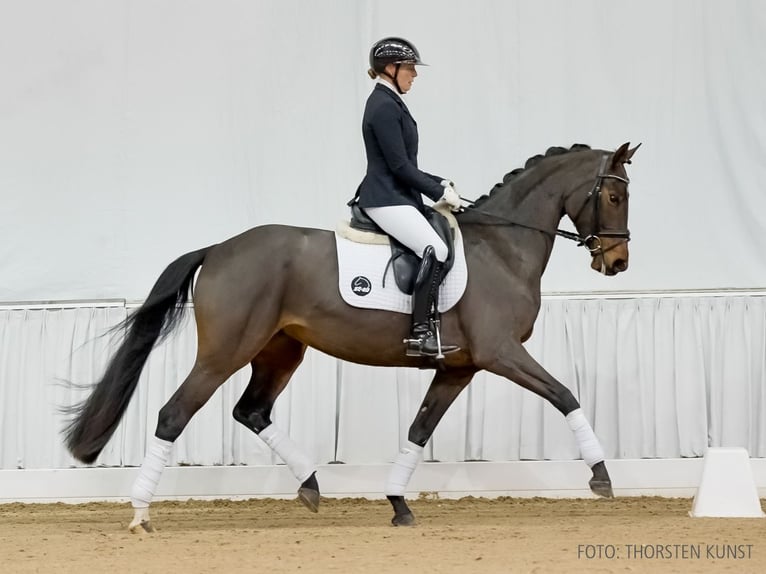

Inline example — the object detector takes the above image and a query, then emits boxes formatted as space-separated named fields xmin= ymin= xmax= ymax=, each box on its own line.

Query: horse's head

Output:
xmin=565 ymin=142 xmax=640 ymax=276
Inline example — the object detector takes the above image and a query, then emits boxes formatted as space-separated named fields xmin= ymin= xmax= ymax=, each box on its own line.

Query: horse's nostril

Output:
xmin=613 ymin=259 xmax=628 ymax=272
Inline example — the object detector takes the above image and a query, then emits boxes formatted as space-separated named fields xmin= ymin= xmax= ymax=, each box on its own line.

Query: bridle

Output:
xmin=557 ymin=153 xmax=631 ymax=255
xmin=460 ymin=153 xmax=630 ymax=256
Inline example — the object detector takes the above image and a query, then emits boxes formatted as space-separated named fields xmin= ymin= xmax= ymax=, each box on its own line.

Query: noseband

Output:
xmin=558 ymin=153 xmax=631 ymax=254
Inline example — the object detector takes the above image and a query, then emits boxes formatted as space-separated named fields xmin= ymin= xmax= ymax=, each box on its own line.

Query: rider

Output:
xmin=354 ymin=37 xmax=461 ymax=357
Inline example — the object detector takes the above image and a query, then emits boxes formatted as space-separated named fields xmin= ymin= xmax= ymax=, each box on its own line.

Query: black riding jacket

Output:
xmin=355 ymin=83 xmax=445 ymax=211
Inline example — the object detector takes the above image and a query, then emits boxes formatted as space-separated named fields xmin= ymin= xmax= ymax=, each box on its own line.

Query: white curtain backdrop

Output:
xmin=2 ymin=294 xmax=765 ymax=470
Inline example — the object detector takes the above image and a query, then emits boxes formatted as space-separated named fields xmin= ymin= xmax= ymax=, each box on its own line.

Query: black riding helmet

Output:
xmin=368 ymin=37 xmax=427 ymax=94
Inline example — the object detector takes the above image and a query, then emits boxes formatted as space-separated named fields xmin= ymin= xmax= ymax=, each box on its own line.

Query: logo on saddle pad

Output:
xmin=351 ymin=276 xmax=372 ymax=296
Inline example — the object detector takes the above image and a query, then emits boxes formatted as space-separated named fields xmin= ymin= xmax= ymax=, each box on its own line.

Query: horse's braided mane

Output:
xmin=469 ymin=143 xmax=591 ymax=208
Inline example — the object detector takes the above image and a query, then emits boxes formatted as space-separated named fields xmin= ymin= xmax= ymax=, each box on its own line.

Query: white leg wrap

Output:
xmin=384 ymin=441 xmax=424 ymax=497
xmin=131 ymin=436 xmax=173 ymax=509
xmin=566 ymin=408 xmax=605 ymax=468
xmin=258 ymin=424 xmax=315 ymax=483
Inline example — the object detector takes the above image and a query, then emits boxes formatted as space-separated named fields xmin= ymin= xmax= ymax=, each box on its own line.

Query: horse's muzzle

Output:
xmin=590 ymin=253 xmax=628 ymax=277
xmin=611 ymin=258 xmax=629 ymax=273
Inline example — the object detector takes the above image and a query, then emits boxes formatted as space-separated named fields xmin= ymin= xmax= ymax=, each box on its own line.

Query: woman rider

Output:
xmin=354 ymin=37 xmax=461 ymax=357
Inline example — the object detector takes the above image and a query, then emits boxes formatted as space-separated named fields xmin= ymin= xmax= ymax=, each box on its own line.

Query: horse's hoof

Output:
xmin=391 ymin=512 xmax=416 ymax=527
xmin=589 ymin=479 xmax=614 ymax=498
xmin=298 ymin=487 xmax=320 ymax=513
xmin=386 ymin=495 xmax=415 ymax=526
xmin=129 ymin=519 xmax=155 ymax=533
xmin=129 ymin=508 xmax=155 ymax=533
xmin=589 ymin=461 xmax=614 ymax=498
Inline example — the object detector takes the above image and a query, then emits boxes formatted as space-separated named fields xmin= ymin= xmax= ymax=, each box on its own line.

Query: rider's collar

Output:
xmin=375 ymin=77 xmax=405 ymax=100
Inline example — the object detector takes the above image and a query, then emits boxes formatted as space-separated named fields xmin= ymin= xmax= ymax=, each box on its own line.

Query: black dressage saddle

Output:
xmin=347 ymin=203 xmax=455 ymax=295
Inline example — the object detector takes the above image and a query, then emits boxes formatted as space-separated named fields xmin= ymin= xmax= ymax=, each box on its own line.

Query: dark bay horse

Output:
xmin=65 ymin=142 xmax=639 ymax=530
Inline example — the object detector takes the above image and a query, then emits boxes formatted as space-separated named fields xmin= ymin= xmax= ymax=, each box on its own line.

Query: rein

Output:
xmin=458 ymin=153 xmax=630 ymax=254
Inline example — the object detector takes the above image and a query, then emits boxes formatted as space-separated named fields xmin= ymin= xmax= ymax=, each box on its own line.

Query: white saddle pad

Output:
xmin=335 ymin=227 xmax=468 ymax=314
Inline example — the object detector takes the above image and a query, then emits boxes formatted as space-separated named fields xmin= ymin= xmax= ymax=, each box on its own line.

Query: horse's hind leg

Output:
xmin=386 ymin=368 xmax=476 ymax=526
xmin=231 ymin=332 xmax=320 ymax=512
xmin=129 ymin=359 xmax=236 ymax=533
xmin=479 ymin=341 xmax=613 ymax=498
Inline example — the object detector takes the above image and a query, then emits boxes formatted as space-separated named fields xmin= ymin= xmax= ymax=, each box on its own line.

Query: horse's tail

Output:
xmin=64 ymin=246 xmax=211 ymax=463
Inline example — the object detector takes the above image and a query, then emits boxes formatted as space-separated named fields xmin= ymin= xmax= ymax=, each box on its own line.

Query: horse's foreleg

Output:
xmin=386 ymin=368 xmax=476 ymax=526
xmin=232 ymin=332 xmax=320 ymax=512
xmin=129 ymin=361 xmax=232 ymax=533
xmin=565 ymin=410 xmax=612 ymax=497
xmin=480 ymin=342 xmax=613 ymax=498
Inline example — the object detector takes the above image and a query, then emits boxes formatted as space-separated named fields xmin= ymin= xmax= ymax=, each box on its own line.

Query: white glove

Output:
xmin=440 ymin=184 xmax=462 ymax=212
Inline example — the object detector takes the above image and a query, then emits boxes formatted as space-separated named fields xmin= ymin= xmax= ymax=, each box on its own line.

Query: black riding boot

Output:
xmin=405 ymin=246 xmax=460 ymax=358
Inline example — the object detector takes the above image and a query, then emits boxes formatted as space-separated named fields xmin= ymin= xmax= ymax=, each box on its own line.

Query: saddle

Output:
xmin=347 ymin=203 xmax=455 ymax=295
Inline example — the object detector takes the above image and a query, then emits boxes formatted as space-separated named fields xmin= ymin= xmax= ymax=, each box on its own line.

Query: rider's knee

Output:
xmin=432 ymin=241 xmax=449 ymax=263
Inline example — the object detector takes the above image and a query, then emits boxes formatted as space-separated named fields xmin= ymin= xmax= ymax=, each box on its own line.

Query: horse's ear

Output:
xmin=612 ymin=142 xmax=642 ymax=167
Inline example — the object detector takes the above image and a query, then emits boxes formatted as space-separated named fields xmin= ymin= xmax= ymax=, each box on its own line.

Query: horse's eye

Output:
xmin=608 ymin=194 xmax=618 ymax=205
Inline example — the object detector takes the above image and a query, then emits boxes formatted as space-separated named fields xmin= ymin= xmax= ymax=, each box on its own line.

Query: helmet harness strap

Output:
xmin=382 ymin=64 xmax=404 ymax=94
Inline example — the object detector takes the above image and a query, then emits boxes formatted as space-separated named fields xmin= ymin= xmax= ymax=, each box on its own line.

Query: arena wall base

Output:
xmin=2 ymin=459 xmax=766 ymax=504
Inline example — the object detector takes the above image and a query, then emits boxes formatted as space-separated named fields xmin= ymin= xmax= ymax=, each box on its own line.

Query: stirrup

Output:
xmin=403 ymin=320 xmax=460 ymax=359
xmin=404 ymin=335 xmax=432 ymax=358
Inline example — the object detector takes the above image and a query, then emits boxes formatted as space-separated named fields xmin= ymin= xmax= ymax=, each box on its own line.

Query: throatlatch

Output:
xmin=403 ymin=245 xmax=460 ymax=359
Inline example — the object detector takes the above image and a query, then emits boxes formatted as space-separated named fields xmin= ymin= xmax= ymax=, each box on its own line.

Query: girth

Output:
xmin=348 ymin=203 xmax=456 ymax=295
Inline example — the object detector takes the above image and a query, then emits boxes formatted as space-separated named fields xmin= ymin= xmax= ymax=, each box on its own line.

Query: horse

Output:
xmin=64 ymin=142 xmax=639 ymax=531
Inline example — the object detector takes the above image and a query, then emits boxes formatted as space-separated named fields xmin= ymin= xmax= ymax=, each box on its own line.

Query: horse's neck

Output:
xmin=462 ymin=175 xmax=568 ymax=282
xmin=510 ymin=180 xmax=565 ymax=232
xmin=462 ymin=154 xmax=602 ymax=290
xmin=489 ymin=156 xmax=595 ymax=240
xmin=491 ymin=173 xmax=567 ymax=238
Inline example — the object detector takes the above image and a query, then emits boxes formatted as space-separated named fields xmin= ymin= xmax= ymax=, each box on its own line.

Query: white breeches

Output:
xmin=365 ymin=205 xmax=449 ymax=262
